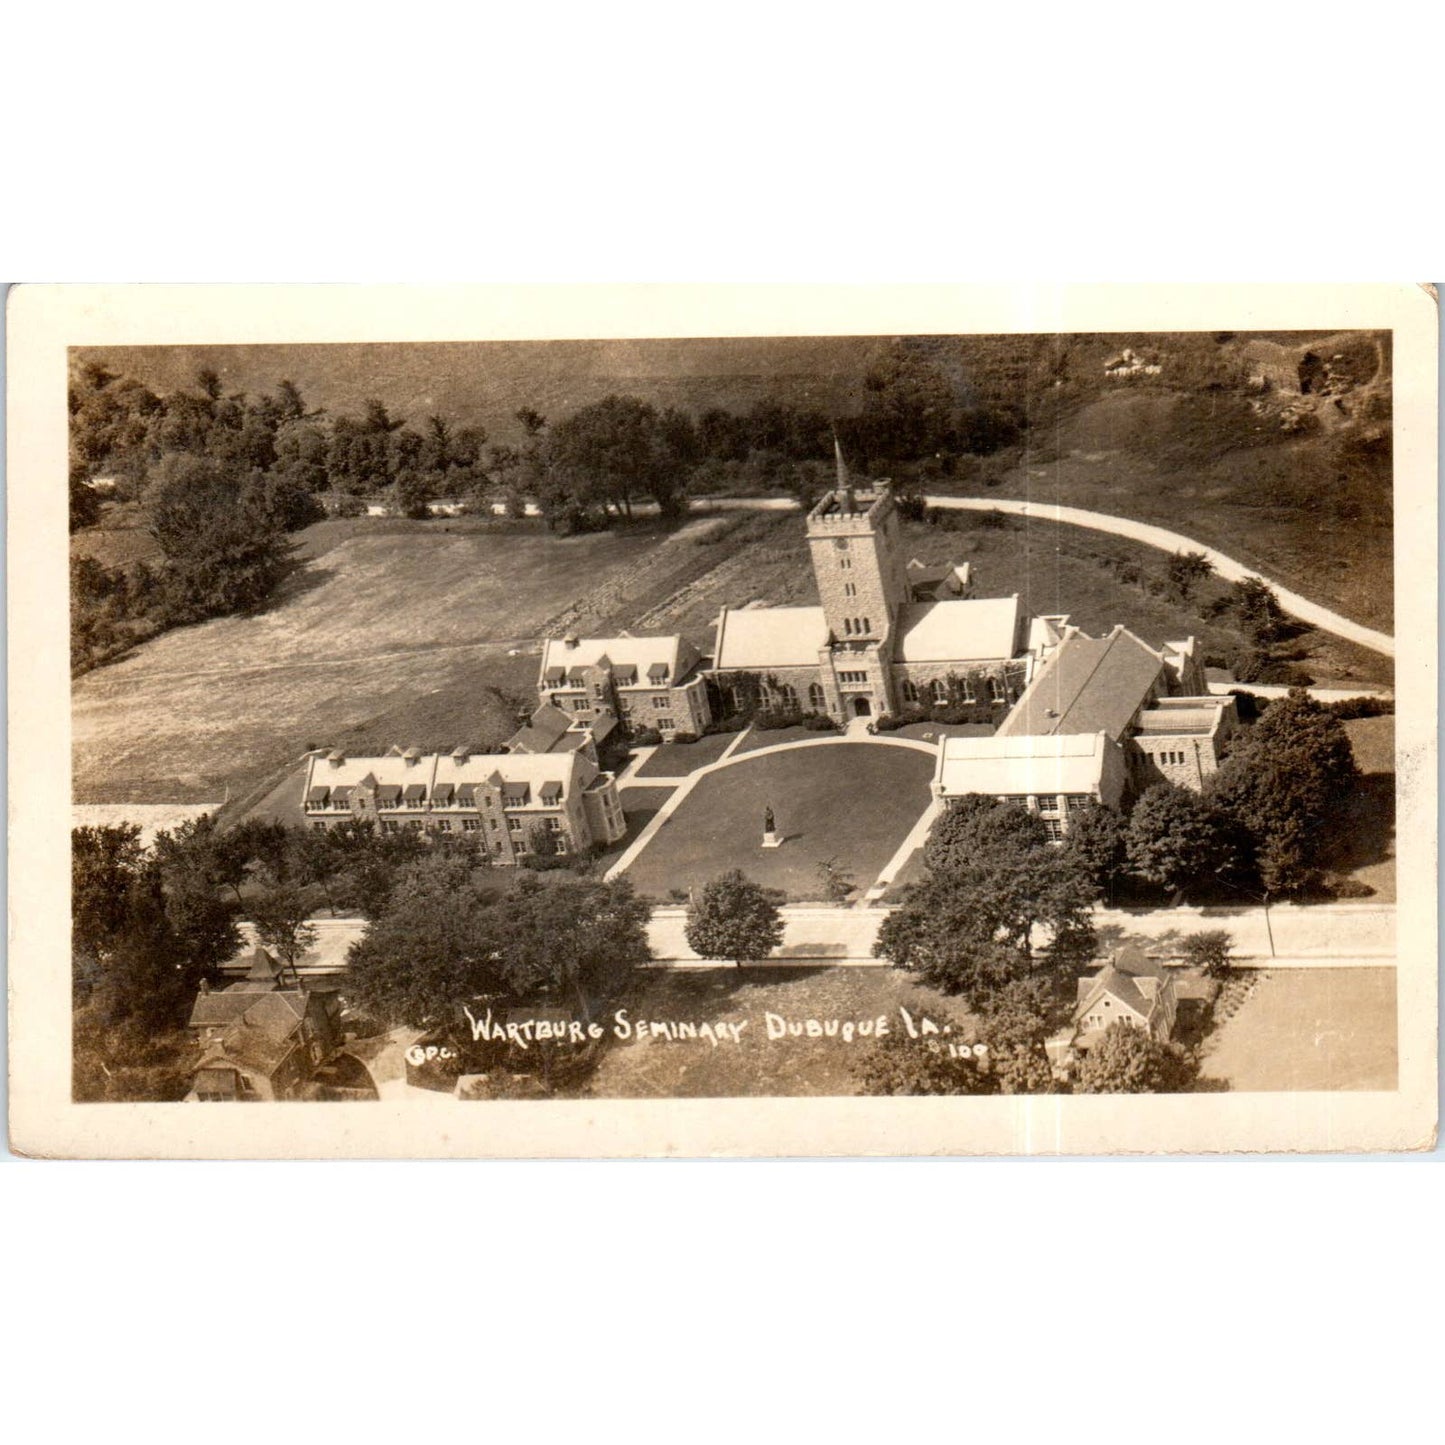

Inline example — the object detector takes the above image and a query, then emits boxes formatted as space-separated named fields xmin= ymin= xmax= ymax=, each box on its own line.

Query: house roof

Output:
xmin=1133 ymin=701 xmax=1229 ymax=737
xmin=1074 ymin=951 xmax=1174 ymax=1027
xmin=306 ymin=748 xmax=594 ymax=803
xmin=507 ymin=703 xmax=576 ymax=754
xmin=192 ymin=989 xmax=313 ymax=1080
xmin=893 ymin=596 xmax=1021 ymax=663
xmin=998 ymin=626 xmax=1165 ymax=741
xmin=713 ymin=606 xmax=831 ymax=671
xmin=935 ymin=732 xmax=1111 ymax=799
xmin=1075 ymin=966 xmax=1155 ymax=1022
xmin=539 ymin=633 xmax=696 ymax=686
xmin=189 ymin=992 xmax=262 ymax=1029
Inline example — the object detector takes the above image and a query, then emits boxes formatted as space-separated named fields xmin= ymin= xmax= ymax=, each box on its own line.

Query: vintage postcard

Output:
xmin=7 ymin=283 xmax=1438 ymax=1156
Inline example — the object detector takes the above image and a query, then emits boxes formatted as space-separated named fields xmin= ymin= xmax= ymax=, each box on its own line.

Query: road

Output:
xmin=683 ymin=493 xmax=1396 ymax=659
xmin=644 ymin=901 xmax=1396 ymax=968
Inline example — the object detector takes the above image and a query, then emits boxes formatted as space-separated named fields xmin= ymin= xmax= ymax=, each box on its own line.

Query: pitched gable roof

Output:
xmin=539 ymin=633 xmax=694 ymax=686
xmin=999 ymin=626 xmax=1166 ymax=742
xmin=893 ymin=596 xmax=1021 ymax=663
xmin=713 ymin=606 xmax=830 ymax=670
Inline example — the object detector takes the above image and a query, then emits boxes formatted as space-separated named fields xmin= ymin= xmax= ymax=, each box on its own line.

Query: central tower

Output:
xmin=805 ymin=451 xmax=909 ymax=645
xmin=804 ymin=444 xmax=909 ymax=718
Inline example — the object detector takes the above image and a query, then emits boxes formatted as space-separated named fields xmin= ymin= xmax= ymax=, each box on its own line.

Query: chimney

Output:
xmin=327 ymin=749 xmax=345 ymax=769
xmin=564 ymin=634 xmax=579 ymax=649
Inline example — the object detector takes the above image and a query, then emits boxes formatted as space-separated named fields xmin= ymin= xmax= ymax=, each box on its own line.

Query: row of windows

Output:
xmin=841 ymin=617 xmax=872 ymax=637
xmin=995 ymin=793 xmax=1096 ymax=812
xmin=732 ymin=683 xmax=829 ymax=713
xmin=1154 ymin=749 xmax=1189 ymax=766
xmin=899 ymin=676 xmax=1006 ymax=705
xmin=321 ymin=818 xmax=573 ymax=853
xmin=572 ymin=695 xmax=671 ymax=712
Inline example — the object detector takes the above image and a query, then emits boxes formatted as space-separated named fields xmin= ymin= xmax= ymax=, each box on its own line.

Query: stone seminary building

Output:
xmin=303 ymin=468 xmax=1232 ymax=859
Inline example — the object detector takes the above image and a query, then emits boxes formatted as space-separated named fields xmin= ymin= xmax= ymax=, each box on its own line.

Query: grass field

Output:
xmin=1198 ymin=968 xmax=1397 ymax=1091
xmin=903 ymin=513 xmax=1391 ymax=688
xmin=618 ymin=742 xmax=936 ymax=901
xmin=71 ymin=517 xmax=763 ymax=804
xmin=583 ymin=965 xmax=977 ymax=1098
xmin=954 ymin=389 xmax=1394 ymax=635
xmin=632 ymin=730 xmax=741 ymax=778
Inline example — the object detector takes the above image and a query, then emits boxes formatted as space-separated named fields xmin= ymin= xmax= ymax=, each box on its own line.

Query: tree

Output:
xmin=1059 ymin=804 xmax=1128 ymax=901
xmin=852 ymin=1032 xmax=996 ymax=1096
xmin=70 ymin=472 xmax=101 ymax=532
xmin=1075 ymin=1021 xmax=1196 ymax=1093
xmin=975 ymin=976 xmax=1060 ymax=1094
xmin=144 ymin=454 xmax=293 ymax=622
xmin=1230 ymin=575 xmax=1289 ymax=645
xmin=684 ymin=870 xmax=785 ymax=968
xmin=1165 ymin=549 xmax=1214 ymax=601
xmin=855 ymin=340 xmax=959 ymax=462
xmin=1177 ymin=929 xmax=1234 ymax=978
xmin=1207 ymin=690 xmax=1358 ymax=894
xmin=919 ymin=796 xmax=1096 ymax=958
xmin=72 ymin=823 xmax=146 ymax=960
xmin=347 ymin=869 xmax=651 ymax=1028
xmin=1125 ymin=784 xmax=1228 ymax=896
xmin=546 ymin=394 xmax=689 ymax=519
xmin=874 ymin=871 xmax=1027 ymax=1000
xmin=248 ymin=884 xmax=318 ymax=966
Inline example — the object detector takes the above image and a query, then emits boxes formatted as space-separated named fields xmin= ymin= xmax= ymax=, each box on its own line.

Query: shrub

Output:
xmin=802 ymin=712 xmax=839 ymax=732
xmin=1232 ymin=651 xmax=1315 ymax=687
xmin=1227 ymin=688 xmax=1271 ymax=722
xmin=1323 ymin=872 xmax=1374 ymax=899
xmin=852 ymin=1032 xmax=996 ymax=1096
xmin=1324 ymin=696 xmax=1394 ymax=720
xmin=1177 ymin=929 xmax=1234 ymax=977
xmin=671 ymin=730 xmax=699 ymax=745
xmin=755 ymin=707 xmax=805 ymax=731
xmin=632 ymin=727 xmax=663 ymax=747
xmin=702 ymin=713 xmax=753 ymax=736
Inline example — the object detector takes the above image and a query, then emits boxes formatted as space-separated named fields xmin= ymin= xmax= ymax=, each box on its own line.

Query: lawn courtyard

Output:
xmin=616 ymin=740 xmax=936 ymax=902
xmin=1198 ymin=968 xmax=1397 ymax=1091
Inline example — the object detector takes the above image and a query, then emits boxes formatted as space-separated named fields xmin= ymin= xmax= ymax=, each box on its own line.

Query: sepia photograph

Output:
xmin=8 ymin=283 xmax=1438 ymax=1155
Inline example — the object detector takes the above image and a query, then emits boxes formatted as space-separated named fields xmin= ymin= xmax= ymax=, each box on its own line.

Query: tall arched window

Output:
xmin=863 ymin=617 xmax=871 ymax=635
xmin=931 ymin=678 xmax=948 ymax=704
xmin=808 ymin=682 xmax=826 ymax=711
xmin=842 ymin=618 xmax=853 ymax=636
xmin=779 ymin=683 xmax=798 ymax=708
xmin=901 ymin=679 xmax=919 ymax=704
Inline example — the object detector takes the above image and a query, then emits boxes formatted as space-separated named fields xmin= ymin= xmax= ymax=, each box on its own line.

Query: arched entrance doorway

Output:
xmin=853 ymin=696 xmax=872 ymax=717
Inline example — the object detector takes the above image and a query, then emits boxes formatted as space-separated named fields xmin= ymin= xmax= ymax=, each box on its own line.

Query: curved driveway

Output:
xmin=923 ymin=496 xmax=1394 ymax=657
xmin=689 ymin=493 xmax=1395 ymax=659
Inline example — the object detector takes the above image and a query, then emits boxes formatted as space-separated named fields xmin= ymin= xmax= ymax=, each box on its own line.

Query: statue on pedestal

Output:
xmin=761 ymin=803 xmax=782 ymax=848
